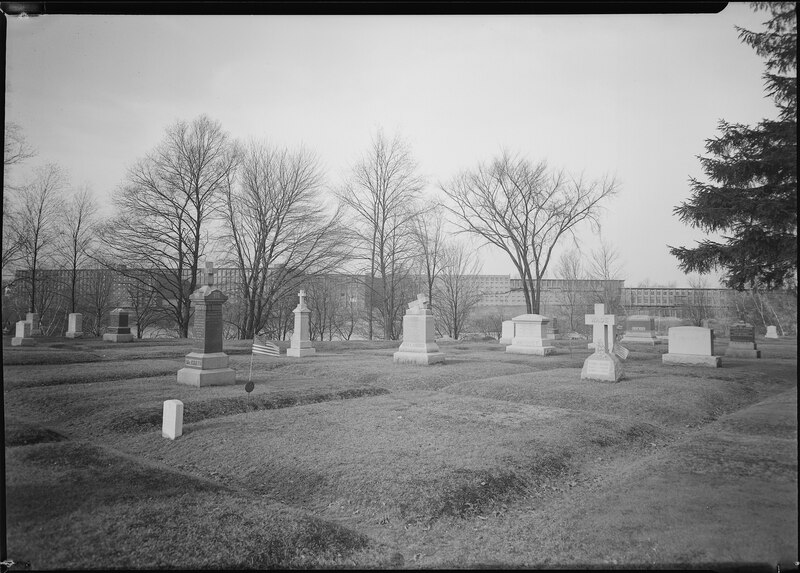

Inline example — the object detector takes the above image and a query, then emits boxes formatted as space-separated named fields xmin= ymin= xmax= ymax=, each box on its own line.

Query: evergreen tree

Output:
xmin=670 ymin=2 xmax=797 ymax=290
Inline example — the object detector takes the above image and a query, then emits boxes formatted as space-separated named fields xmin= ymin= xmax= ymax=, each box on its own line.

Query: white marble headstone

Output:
xmin=667 ymin=326 xmax=714 ymax=356
xmin=162 ymin=399 xmax=184 ymax=440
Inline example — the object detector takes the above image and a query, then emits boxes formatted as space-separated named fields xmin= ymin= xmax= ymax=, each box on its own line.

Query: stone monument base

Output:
xmin=662 ymin=353 xmax=721 ymax=367
xmin=581 ymin=351 xmax=623 ymax=382
xmin=177 ymin=367 xmax=237 ymax=387
xmin=287 ymin=347 xmax=316 ymax=357
xmin=724 ymin=346 xmax=761 ymax=359
xmin=103 ymin=333 xmax=134 ymax=342
xmin=182 ymin=352 xmax=231 ymax=369
xmin=11 ymin=337 xmax=35 ymax=346
xmin=393 ymin=350 xmax=446 ymax=365
xmin=506 ymin=345 xmax=555 ymax=356
xmin=65 ymin=331 xmax=83 ymax=339
xmin=619 ymin=336 xmax=660 ymax=345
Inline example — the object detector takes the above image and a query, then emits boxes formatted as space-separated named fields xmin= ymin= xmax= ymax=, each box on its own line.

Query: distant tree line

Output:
xmin=4 ymin=114 xmax=629 ymax=341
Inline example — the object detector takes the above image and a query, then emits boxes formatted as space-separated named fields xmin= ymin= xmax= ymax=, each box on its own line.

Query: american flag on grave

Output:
xmin=252 ymin=334 xmax=280 ymax=356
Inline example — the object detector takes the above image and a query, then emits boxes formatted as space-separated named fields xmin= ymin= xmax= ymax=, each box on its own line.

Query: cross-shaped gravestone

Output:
xmin=204 ymin=261 xmax=214 ymax=287
xmin=298 ymin=289 xmax=307 ymax=307
xmin=585 ymin=304 xmax=616 ymax=353
xmin=409 ymin=292 xmax=430 ymax=310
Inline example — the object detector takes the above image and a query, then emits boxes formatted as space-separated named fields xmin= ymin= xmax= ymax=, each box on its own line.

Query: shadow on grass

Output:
xmin=106 ymin=386 xmax=392 ymax=433
xmin=6 ymin=441 xmax=395 ymax=569
xmin=3 ymin=349 xmax=104 ymax=365
xmin=3 ymin=362 xmax=183 ymax=390
xmin=5 ymin=417 xmax=69 ymax=447
xmin=402 ymin=450 xmax=572 ymax=523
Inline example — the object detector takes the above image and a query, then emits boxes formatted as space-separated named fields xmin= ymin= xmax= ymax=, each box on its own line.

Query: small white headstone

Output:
xmin=765 ymin=325 xmax=779 ymax=339
xmin=16 ymin=320 xmax=31 ymax=338
xmin=499 ymin=320 xmax=514 ymax=345
xmin=12 ymin=320 xmax=35 ymax=346
xmin=162 ymin=399 xmax=184 ymax=440
xmin=66 ymin=313 xmax=83 ymax=338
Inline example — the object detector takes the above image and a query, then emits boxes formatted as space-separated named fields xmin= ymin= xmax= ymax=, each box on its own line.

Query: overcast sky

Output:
xmin=4 ymin=5 xmax=778 ymax=287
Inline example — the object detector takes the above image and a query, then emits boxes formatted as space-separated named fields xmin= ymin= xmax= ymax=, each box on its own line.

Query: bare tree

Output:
xmin=4 ymin=122 xmax=36 ymax=171
xmin=333 ymin=289 xmax=362 ymax=341
xmin=60 ymin=186 xmax=98 ymax=313
xmin=100 ymin=115 xmax=237 ymax=337
xmin=80 ymin=268 xmax=118 ymax=336
xmin=555 ymin=249 xmax=588 ymax=332
xmin=682 ymin=273 xmax=714 ymax=326
xmin=3 ymin=123 xmax=38 ymax=275
xmin=2 ymin=194 xmax=24 ymax=273
xmin=16 ymin=164 xmax=68 ymax=313
xmin=338 ymin=129 xmax=425 ymax=339
xmin=306 ymin=275 xmax=342 ymax=341
xmin=411 ymin=202 xmax=447 ymax=309
xmin=587 ymin=235 xmax=624 ymax=313
xmin=220 ymin=141 xmax=351 ymax=339
xmin=435 ymin=240 xmax=484 ymax=340
xmin=125 ymin=271 xmax=162 ymax=339
xmin=441 ymin=150 xmax=618 ymax=314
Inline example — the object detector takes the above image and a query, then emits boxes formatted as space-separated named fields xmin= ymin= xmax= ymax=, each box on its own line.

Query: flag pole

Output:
xmin=248 ymin=339 xmax=255 ymax=383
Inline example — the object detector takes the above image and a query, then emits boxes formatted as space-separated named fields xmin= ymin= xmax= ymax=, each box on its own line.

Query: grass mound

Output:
xmin=6 ymin=441 xmax=393 ymax=569
xmin=419 ymin=450 xmax=571 ymax=521
xmin=4 ymin=417 xmax=68 ymax=447
xmin=444 ymin=369 xmax=761 ymax=429
xmin=106 ymin=386 xmax=391 ymax=433
xmin=2 ymin=348 xmax=104 ymax=365
xmin=3 ymin=359 xmax=182 ymax=390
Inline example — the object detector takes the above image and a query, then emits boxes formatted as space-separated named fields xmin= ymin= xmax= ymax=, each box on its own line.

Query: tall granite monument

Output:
xmin=177 ymin=262 xmax=237 ymax=386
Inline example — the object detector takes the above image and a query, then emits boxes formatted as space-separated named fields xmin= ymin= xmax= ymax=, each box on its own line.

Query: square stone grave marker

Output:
xmin=394 ymin=293 xmax=446 ymax=365
xmin=11 ymin=320 xmax=35 ymax=346
xmin=662 ymin=326 xmax=721 ymax=367
xmin=506 ymin=314 xmax=555 ymax=356
xmin=499 ymin=320 xmax=514 ymax=345
xmin=725 ymin=322 xmax=761 ymax=359
xmin=66 ymin=313 xmax=83 ymax=339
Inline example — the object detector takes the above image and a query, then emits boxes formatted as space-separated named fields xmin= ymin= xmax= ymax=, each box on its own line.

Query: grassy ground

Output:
xmin=3 ymin=335 xmax=797 ymax=569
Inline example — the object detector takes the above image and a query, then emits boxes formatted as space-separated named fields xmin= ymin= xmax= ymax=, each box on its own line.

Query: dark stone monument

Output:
xmin=103 ymin=308 xmax=134 ymax=342
xmin=620 ymin=315 xmax=660 ymax=345
xmin=26 ymin=312 xmax=41 ymax=336
xmin=725 ymin=321 xmax=761 ymax=359
xmin=177 ymin=262 xmax=236 ymax=386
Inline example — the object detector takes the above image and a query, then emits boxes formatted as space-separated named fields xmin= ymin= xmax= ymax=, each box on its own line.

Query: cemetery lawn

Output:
xmin=3 ymin=336 xmax=797 ymax=569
